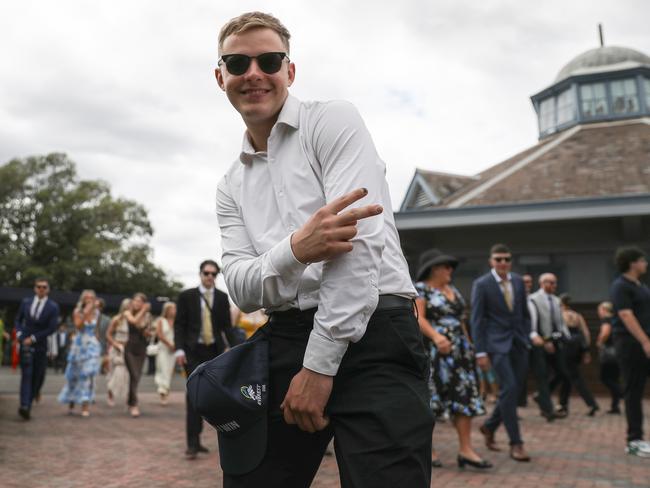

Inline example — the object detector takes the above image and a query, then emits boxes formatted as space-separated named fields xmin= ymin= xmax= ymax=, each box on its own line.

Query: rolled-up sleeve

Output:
xmin=302 ymin=101 xmax=386 ymax=376
xmin=217 ymin=176 xmax=308 ymax=312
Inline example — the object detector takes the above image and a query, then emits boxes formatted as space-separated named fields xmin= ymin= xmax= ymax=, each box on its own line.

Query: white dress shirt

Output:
xmin=216 ymin=95 xmax=415 ymax=376
xmin=30 ymin=296 xmax=48 ymax=320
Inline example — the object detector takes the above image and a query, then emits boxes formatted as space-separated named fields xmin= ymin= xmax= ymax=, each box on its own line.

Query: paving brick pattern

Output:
xmin=0 ymin=368 xmax=649 ymax=487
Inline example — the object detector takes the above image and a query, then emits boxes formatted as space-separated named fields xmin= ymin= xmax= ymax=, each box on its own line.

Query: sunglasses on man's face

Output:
xmin=493 ymin=256 xmax=512 ymax=263
xmin=35 ymin=285 xmax=48 ymax=289
xmin=219 ymin=52 xmax=289 ymax=76
xmin=202 ymin=271 xmax=217 ymax=277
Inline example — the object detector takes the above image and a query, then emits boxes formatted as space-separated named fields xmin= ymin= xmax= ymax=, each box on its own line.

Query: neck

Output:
xmin=623 ymin=270 xmax=639 ymax=282
xmin=246 ymin=120 xmax=276 ymax=152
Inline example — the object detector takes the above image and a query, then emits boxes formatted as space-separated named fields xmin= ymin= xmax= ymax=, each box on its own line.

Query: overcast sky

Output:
xmin=2 ymin=0 xmax=648 ymax=288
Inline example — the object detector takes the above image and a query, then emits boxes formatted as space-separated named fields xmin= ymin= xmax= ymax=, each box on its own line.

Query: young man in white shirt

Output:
xmin=215 ymin=11 xmax=432 ymax=488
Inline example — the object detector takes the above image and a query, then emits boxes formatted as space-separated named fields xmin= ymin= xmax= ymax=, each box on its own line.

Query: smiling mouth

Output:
xmin=242 ymin=88 xmax=271 ymax=96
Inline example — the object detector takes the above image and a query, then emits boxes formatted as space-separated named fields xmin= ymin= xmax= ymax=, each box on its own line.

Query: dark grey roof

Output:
xmin=555 ymin=45 xmax=650 ymax=82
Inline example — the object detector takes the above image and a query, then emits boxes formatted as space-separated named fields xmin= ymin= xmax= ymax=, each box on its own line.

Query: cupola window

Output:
xmin=610 ymin=78 xmax=639 ymax=114
xmin=580 ymin=82 xmax=608 ymax=118
xmin=557 ymin=88 xmax=576 ymax=125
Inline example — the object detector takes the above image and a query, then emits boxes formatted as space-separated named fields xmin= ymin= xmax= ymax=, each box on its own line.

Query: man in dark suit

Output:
xmin=471 ymin=244 xmax=531 ymax=462
xmin=175 ymin=259 xmax=237 ymax=459
xmin=15 ymin=277 xmax=60 ymax=420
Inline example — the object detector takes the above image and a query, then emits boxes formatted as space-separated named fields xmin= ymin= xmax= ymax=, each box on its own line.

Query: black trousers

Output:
xmin=224 ymin=307 xmax=433 ymax=488
xmin=560 ymin=340 xmax=598 ymax=409
xmin=615 ymin=335 xmax=650 ymax=442
xmin=600 ymin=361 xmax=622 ymax=410
xmin=185 ymin=343 xmax=220 ymax=449
xmin=124 ymin=345 xmax=146 ymax=407
xmin=547 ymin=343 xmax=572 ymax=408
xmin=529 ymin=345 xmax=554 ymax=415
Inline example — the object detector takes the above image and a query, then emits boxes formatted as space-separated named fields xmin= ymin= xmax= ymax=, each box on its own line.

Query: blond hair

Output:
xmin=76 ymin=289 xmax=96 ymax=312
xmin=598 ymin=301 xmax=614 ymax=317
xmin=161 ymin=301 xmax=176 ymax=320
xmin=218 ymin=11 xmax=291 ymax=55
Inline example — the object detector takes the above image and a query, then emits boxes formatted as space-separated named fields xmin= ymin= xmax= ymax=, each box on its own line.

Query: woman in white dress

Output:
xmin=154 ymin=302 xmax=176 ymax=405
xmin=105 ymin=298 xmax=131 ymax=407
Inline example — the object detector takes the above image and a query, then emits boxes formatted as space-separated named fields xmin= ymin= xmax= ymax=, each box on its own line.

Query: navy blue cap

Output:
xmin=187 ymin=333 xmax=269 ymax=475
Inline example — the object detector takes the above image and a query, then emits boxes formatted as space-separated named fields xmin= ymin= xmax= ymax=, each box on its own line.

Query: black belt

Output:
xmin=269 ymin=294 xmax=412 ymax=322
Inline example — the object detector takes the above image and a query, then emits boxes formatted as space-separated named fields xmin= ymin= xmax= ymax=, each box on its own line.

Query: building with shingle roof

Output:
xmin=397 ymin=40 xmax=650 ymax=307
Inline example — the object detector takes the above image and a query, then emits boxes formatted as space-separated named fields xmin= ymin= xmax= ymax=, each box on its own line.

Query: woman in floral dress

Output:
xmin=414 ymin=249 xmax=491 ymax=469
xmin=58 ymin=290 xmax=102 ymax=417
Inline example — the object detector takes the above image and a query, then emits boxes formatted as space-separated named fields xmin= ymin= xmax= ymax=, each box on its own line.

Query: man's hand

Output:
xmin=176 ymin=354 xmax=187 ymax=367
xmin=290 ymin=188 xmax=383 ymax=265
xmin=477 ymin=355 xmax=491 ymax=372
xmin=281 ymin=367 xmax=333 ymax=433
xmin=543 ymin=341 xmax=556 ymax=354
xmin=531 ymin=335 xmax=544 ymax=347
xmin=22 ymin=337 xmax=33 ymax=347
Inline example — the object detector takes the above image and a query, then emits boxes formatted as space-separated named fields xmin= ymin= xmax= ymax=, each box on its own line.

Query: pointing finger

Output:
xmin=326 ymin=188 xmax=368 ymax=214
xmin=336 ymin=204 xmax=383 ymax=225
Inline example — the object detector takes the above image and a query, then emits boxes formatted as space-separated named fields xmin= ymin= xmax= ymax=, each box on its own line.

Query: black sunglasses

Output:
xmin=202 ymin=271 xmax=218 ymax=277
xmin=219 ymin=52 xmax=289 ymax=76
xmin=493 ymin=256 xmax=512 ymax=263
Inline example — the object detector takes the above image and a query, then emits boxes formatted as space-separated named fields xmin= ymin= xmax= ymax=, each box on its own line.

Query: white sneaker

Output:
xmin=625 ymin=440 xmax=650 ymax=458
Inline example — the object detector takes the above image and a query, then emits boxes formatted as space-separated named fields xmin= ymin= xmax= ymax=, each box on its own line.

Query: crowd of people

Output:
xmin=413 ymin=243 xmax=650 ymax=467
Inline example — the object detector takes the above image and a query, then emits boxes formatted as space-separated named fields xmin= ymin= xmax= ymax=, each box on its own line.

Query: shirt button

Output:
xmin=278 ymin=190 xmax=284 ymax=197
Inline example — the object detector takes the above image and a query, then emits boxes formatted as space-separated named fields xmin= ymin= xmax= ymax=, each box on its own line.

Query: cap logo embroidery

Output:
xmin=240 ymin=384 xmax=265 ymax=406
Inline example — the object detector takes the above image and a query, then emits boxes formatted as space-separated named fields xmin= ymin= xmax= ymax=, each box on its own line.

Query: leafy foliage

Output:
xmin=0 ymin=153 xmax=182 ymax=297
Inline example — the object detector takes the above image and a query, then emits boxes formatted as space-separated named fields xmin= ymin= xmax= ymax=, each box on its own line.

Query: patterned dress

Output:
xmin=58 ymin=320 xmax=101 ymax=404
xmin=416 ymin=282 xmax=485 ymax=418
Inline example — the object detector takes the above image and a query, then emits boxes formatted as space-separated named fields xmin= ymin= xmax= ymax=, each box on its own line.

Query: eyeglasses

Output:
xmin=493 ymin=257 xmax=512 ymax=263
xmin=218 ymin=52 xmax=289 ymax=76
xmin=202 ymin=271 xmax=218 ymax=277
xmin=35 ymin=285 xmax=48 ymax=289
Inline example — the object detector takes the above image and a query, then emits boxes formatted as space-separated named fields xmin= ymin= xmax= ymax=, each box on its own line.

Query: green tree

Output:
xmin=0 ymin=153 xmax=182 ymax=297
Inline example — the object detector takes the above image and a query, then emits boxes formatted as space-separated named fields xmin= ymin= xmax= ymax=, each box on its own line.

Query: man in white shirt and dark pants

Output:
xmin=214 ymin=11 xmax=432 ymax=488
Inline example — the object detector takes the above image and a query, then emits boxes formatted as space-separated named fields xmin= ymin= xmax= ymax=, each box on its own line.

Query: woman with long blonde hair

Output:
xmin=105 ymin=298 xmax=131 ymax=407
xmin=58 ymin=289 xmax=102 ymax=417
xmin=154 ymin=301 xmax=176 ymax=405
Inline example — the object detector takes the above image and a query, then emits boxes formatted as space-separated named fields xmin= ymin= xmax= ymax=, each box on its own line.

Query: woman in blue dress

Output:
xmin=58 ymin=289 xmax=101 ymax=417
xmin=414 ymin=249 xmax=491 ymax=470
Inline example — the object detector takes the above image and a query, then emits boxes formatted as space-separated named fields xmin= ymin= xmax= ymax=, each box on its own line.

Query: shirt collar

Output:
xmin=238 ymin=94 xmax=300 ymax=165
xmin=198 ymin=284 xmax=214 ymax=295
xmin=33 ymin=296 xmax=48 ymax=304
xmin=491 ymin=268 xmax=512 ymax=283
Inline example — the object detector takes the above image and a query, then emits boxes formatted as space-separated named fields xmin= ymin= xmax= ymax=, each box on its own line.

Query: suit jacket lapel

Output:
xmin=489 ymin=275 xmax=511 ymax=314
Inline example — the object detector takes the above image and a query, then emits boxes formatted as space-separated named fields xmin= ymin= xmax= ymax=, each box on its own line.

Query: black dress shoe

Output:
xmin=185 ymin=448 xmax=198 ymax=460
xmin=431 ymin=458 xmax=443 ymax=468
xmin=18 ymin=407 xmax=30 ymax=420
xmin=457 ymin=454 xmax=493 ymax=469
xmin=197 ymin=444 xmax=210 ymax=454
xmin=606 ymin=407 xmax=621 ymax=415
xmin=587 ymin=405 xmax=600 ymax=417
xmin=541 ymin=411 xmax=555 ymax=422
xmin=555 ymin=406 xmax=568 ymax=418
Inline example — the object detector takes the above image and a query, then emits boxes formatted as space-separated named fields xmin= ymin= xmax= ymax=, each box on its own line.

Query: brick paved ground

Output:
xmin=0 ymin=367 xmax=649 ymax=487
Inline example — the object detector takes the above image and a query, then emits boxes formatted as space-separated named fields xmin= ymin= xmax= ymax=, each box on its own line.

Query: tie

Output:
xmin=201 ymin=290 xmax=214 ymax=345
xmin=31 ymin=299 xmax=42 ymax=319
xmin=548 ymin=295 xmax=559 ymax=333
xmin=501 ymin=280 xmax=513 ymax=311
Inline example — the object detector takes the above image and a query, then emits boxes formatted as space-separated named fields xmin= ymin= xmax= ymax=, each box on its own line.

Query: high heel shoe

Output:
xmin=457 ymin=454 xmax=493 ymax=469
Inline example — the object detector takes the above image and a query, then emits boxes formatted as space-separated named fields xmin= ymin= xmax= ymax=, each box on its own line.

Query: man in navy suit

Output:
xmin=471 ymin=244 xmax=531 ymax=462
xmin=15 ymin=277 xmax=60 ymax=420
